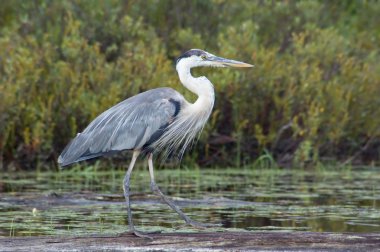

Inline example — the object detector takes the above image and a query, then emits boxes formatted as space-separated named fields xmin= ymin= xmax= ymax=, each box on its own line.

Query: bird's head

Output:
xmin=176 ymin=49 xmax=253 ymax=70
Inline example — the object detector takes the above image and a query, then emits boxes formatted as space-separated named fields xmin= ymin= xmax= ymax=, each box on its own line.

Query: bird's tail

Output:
xmin=57 ymin=133 xmax=104 ymax=167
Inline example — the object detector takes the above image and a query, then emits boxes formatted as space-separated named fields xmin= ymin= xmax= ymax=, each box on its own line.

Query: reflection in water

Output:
xmin=0 ymin=166 xmax=379 ymax=236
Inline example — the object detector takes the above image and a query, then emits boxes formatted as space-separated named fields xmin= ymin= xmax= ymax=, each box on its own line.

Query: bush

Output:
xmin=0 ymin=0 xmax=379 ymax=170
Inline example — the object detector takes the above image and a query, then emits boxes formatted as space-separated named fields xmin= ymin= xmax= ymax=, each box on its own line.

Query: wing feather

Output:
xmin=58 ymin=88 xmax=183 ymax=166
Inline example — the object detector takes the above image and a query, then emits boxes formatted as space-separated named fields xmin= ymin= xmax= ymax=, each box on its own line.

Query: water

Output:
xmin=0 ymin=165 xmax=379 ymax=236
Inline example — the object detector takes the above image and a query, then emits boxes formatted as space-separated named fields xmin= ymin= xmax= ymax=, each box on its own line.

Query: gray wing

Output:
xmin=58 ymin=87 xmax=183 ymax=166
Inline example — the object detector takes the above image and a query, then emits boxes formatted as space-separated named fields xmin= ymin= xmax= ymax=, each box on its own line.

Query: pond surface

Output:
xmin=0 ymin=165 xmax=379 ymax=237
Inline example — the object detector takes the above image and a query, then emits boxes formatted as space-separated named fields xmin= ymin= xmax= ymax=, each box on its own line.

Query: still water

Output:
xmin=0 ymin=165 xmax=379 ymax=236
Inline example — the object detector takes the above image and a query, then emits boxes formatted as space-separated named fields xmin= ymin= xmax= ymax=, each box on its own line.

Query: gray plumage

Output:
xmin=58 ymin=87 xmax=184 ymax=166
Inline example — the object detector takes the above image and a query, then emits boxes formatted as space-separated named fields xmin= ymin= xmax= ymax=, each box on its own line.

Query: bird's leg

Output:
xmin=148 ymin=153 xmax=220 ymax=229
xmin=123 ymin=150 xmax=152 ymax=239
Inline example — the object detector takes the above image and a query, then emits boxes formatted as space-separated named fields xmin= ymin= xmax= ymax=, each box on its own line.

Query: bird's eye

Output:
xmin=201 ymin=55 xmax=207 ymax=60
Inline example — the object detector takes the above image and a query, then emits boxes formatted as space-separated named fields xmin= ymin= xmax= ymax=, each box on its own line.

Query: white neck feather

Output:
xmin=176 ymin=60 xmax=215 ymax=109
xmin=151 ymin=59 xmax=216 ymax=157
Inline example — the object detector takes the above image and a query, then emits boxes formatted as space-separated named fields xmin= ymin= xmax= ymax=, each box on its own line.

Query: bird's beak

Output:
xmin=207 ymin=56 xmax=254 ymax=68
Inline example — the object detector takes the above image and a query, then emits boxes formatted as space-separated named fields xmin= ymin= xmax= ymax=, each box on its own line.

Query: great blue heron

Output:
xmin=58 ymin=49 xmax=253 ymax=238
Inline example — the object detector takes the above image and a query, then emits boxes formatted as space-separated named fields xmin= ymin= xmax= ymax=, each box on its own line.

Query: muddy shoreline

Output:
xmin=2 ymin=231 xmax=380 ymax=251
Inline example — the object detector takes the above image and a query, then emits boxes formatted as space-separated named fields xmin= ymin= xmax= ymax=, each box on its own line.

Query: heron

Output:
xmin=58 ymin=49 xmax=253 ymax=238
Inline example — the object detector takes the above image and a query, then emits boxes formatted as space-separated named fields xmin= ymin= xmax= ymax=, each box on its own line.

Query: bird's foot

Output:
xmin=132 ymin=229 xmax=154 ymax=239
xmin=185 ymin=219 xmax=222 ymax=229
xmin=120 ymin=229 xmax=161 ymax=239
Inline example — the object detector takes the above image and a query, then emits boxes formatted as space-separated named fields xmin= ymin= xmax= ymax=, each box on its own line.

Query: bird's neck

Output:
xmin=176 ymin=64 xmax=215 ymax=108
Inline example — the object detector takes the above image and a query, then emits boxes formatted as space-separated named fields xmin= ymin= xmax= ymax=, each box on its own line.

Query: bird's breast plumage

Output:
xmin=151 ymin=92 xmax=215 ymax=158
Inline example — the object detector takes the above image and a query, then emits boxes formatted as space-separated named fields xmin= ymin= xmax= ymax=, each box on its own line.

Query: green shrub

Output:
xmin=0 ymin=0 xmax=379 ymax=170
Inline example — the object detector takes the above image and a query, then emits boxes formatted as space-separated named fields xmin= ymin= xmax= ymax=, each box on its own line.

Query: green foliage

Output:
xmin=0 ymin=0 xmax=379 ymax=170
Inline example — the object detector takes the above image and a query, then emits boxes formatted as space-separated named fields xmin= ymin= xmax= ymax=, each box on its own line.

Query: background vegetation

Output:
xmin=0 ymin=0 xmax=379 ymax=171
